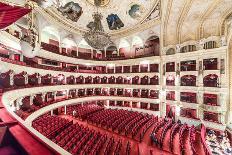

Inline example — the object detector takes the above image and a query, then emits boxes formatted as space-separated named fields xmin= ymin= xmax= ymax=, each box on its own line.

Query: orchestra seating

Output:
xmin=84 ymin=108 xmax=157 ymax=139
xmin=150 ymin=120 xmax=210 ymax=155
xmin=32 ymin=114 xmax=130 ymax=155
xmin=66 ymin=104 xmax=104 ymax=119
xmin=31 ymin=110 xmax=211 ymax=155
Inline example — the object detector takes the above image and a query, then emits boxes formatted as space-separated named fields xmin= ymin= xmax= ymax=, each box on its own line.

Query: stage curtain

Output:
xmin=0 ymin=2 xmax=31 ymax=29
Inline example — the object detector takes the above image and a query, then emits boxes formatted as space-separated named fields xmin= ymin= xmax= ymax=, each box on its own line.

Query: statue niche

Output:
xmin=58 ymin=1 xmax=83 ymax=22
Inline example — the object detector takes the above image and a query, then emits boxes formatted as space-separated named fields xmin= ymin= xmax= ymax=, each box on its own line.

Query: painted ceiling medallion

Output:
xmin=129 ymin=4 xmax=144 ymax=19
xmin=58 ymin=1 xmax=83 ymax=22
xmin=87 ymin=0 xmax=110 ymax=7
xmin=106 ymin=14 xmax=124 ymax=30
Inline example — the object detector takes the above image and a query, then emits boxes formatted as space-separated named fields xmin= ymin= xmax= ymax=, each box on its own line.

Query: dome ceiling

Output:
xmin=34 ymin=0 xmax=160 ymax=37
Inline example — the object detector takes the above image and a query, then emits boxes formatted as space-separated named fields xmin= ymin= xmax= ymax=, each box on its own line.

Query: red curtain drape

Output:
xmin=0 ymin=2 xmax=31 ymax=29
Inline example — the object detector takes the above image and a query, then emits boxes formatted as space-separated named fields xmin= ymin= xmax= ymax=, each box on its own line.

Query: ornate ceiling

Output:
xmin=1 ymin=0 xmax=232 ymax=46
xmin=33 ymin=0 xmax=161 ymax=38
xmin=162 ymin=0 xmax=232 ymax=46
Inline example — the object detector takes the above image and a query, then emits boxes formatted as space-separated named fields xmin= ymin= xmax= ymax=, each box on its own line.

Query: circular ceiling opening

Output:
xmin=86 ymin=0 xmax=110 ymax=7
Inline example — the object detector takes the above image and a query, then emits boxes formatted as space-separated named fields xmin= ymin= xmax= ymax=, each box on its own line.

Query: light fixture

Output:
xmin=83 ymin=0 xmax=112 ymax=50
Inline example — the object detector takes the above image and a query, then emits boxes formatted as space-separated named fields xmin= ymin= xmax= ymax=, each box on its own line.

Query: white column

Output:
xmin=137 ymin=102 xmax=141 ymax=108
xmin=25 ymin=74 xmax=28 ymax=85
xmin=147 ymin=103 xmax=151 ymax=109
xmin=148 ymin=64 xmax=150 ymax=72
xmin=53 ymin=91 xmax=57 ymax=100
xmin=42 ymin=93 xmax=46 ymax=102
xmin=20 ymin=54 xmax=24 ymax=62
xmin=66 ymin=90 xmax=69 ymax=99
xmin=76 ymin=89 xmax=78 ymax=96
xmin=148 ymin=76 xmax=150 ymax=84
xmin=104 ymin=47 xmax=107 ymax=58
xmin=148 ymin=89 xmax=151 ymax=98
xmin=51 ymin=110 xmax=53 ymax=116
xmin=130 ymin=101 xmax=132 ymax=108
xmin=29 ymin=95 xmax=34 ymax=105
xmin=38 ymin=75 xmax=41 ymax=84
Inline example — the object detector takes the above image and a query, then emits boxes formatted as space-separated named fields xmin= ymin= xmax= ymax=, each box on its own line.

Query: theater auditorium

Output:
xmin=0 ymin=0 xmax=232 ymax=155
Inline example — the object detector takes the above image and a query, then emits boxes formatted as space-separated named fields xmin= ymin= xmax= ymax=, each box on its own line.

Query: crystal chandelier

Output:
xmin=83 ymin=0 xmax=112 ymax=50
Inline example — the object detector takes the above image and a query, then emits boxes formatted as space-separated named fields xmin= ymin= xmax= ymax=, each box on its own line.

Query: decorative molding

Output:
xmin=177 ymin=0 xmax=193 ymax=43
xmin=197 ymin=0 xmax=222 ymax=40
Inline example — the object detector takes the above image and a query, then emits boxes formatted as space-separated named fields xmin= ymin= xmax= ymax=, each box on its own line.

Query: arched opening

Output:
xmin=166 ymin=48 xmax=175 ymax=55
xmin=180 ymin=45 xmax=196 ymax=53
xmin=78 ymin=39 xmax=92 ymax=59
xmin=144 ymin=35 xmax=160 ymax=56
xmin=203 ymin=41 xmax=218 ymax=49
xmin=118 ymin=38 xmax=130 ymax=58
xmin=41 ymin=26 xmax=60 ymax=44
xmin=61 ymin=37 xmax=77 ymax=57
xmin=105 ymin=46 xmax=118 ymax=58
xmin=41 ymin=26 xmax=60 ymax=53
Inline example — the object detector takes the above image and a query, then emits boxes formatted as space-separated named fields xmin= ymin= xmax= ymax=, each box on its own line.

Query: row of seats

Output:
xmin=32 ymin=115 xmax=72 ymax=139
xmin=66 ymin=104 xmax=104 ymax=119
xmin=139 ymin=116 xmax=158 ymax=141
xmin=33 ymin=115 xmax=130 ymax=155
xmin=151 ymin=119 xmax=205 ymax=155
xmin=14 ymin=89 xmax=158 ymax=120
xmin=166 ymin=74 xmax=219 ymax=88
xmin=80 ymin=108 xmax=157 ymax=140
xmin=0 ymin=70 xmax=159 ymax=92
xmin=1 ymin=53 xmax=159 ymax=74
xmin=41 ymin=42 xmax=158 ymax=61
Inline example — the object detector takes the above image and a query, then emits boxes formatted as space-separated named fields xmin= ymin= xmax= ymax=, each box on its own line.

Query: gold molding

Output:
xmin=197 ymin=0 xmax=221 ymax=40
xmin=163 ymin=0 xmax=173 ymax=47
xmin=176 ymin=0 xmax=193 ymax=44
xmin=218 ymin=8 xmax=232 ymax=36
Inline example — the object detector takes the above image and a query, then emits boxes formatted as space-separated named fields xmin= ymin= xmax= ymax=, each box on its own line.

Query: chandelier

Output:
xmin=83 ymin=0 xmax=112 ymax=50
